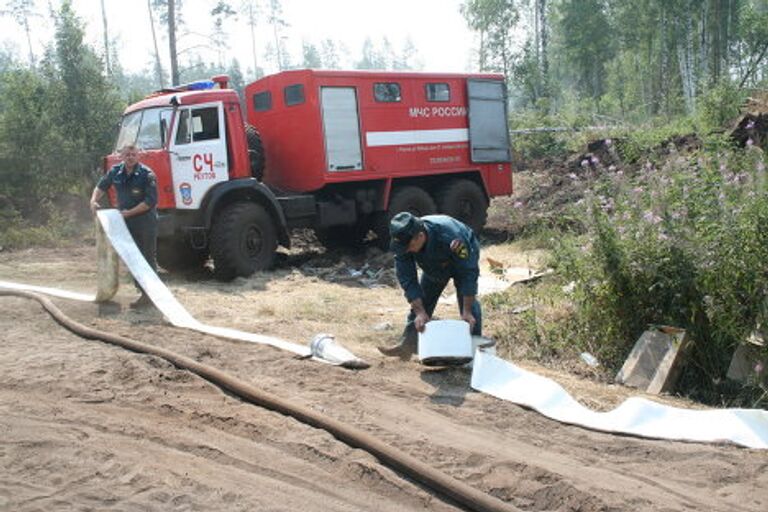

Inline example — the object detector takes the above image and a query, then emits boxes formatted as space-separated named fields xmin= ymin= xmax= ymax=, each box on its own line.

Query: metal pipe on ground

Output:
xmin=1 ymin=289 xmax=521 ymax=512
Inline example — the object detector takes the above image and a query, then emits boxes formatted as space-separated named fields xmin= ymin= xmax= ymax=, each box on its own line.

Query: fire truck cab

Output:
xmin=105 ymin=70 xmax=512 ymax=280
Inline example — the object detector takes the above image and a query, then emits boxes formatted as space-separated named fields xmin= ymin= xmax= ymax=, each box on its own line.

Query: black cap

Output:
xmin=389 ymin=212 xmax=423 ymax=255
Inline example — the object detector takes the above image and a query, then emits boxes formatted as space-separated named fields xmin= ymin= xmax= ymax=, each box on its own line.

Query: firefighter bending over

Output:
xmin=378 ymin=212 xmax=482 ymax=359
xmin=89 ymin=144 xmax=158 ymax=309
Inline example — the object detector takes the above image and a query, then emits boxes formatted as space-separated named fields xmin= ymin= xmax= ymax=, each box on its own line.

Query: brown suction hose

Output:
xmin=2 ymin=290 xmax=521 ymax=512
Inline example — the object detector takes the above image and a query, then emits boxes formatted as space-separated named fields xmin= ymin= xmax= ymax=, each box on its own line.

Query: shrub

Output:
xmin=617 ymin=118 xmax=697 ymax=163
xmin=553 ymin=142 xmax=768 ymax=406
xmin=508 ymin=109 xmax=570 ymax=161
xmin=0 ymin=201 xmax=86 ymax=250
xmin=696 ymin=81 xmax=747 ymax=134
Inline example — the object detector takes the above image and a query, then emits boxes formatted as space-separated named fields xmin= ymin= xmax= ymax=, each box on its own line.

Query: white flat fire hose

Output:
xmin=470 ymin=350 xmax=768 ymax=450
xmin=419 ymin=320 xmax=767 ymax=449
xmin=0 ymin=209 xmax=368 ymax=369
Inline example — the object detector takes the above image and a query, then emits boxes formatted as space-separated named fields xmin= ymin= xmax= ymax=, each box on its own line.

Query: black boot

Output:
xmin=129 ymin=293 xmax=152 ymax=309
xmin=378 ymin=327 xmax=418 ymax=360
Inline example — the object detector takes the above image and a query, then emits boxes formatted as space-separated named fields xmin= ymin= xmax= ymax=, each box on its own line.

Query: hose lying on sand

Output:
xmin=1 ymin=289 xmax=521 ymax=512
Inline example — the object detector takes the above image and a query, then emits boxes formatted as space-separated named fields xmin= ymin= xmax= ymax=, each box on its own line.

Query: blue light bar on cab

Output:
xmin=183 ymin=80 xmax=216 ymax=91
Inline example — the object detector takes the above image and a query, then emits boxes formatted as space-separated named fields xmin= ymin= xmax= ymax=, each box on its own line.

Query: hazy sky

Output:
xmin=0 ymin=0 xmax=479 ymax=76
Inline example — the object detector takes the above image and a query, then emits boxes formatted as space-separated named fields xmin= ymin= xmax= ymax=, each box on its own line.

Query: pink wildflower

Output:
xmin=642 ymin=211 xmax=662 ymax=224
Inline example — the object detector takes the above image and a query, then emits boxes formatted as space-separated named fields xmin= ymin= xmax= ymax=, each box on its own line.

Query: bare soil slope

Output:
xmin=1 ymin=238 xmax=766 ymax=512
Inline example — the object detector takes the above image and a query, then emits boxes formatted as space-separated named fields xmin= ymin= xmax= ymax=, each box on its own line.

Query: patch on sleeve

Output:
xmin=450 ymin=239 xmax=469 ymax=259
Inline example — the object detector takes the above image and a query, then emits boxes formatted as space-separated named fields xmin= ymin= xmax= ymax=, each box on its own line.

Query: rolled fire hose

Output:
xmin=1 ymin=289 xmax=521 ymax=512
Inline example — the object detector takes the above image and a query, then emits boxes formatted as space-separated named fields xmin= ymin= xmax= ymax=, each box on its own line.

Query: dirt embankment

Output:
xmin=1 ymin=238 xmax=766 ymax=512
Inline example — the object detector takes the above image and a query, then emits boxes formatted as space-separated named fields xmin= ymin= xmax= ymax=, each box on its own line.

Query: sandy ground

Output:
xmin=1 ymin=238 xmax=767 ymax=512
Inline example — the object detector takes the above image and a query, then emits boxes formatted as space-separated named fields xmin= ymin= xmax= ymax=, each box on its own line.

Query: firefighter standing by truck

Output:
xmin=89 ymin=144 xmax=158 ymax=309
xmin=378 ymin=212 xmax=483 ymax=359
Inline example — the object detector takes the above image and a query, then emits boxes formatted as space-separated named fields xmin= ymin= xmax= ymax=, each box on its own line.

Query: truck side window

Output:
xmin=191 ymin=107 xmax=219 ymax=141
xmin=374 ymin=82 xmax=401 ymax=102
xmin=284 ymin=84 xmax=305 ymax=106
xmin=175 ymin=109 xmax=191 ymax=145
xmin=426 ymin=83 xmax=450 ymax=102
xmin=253 ymin=91 xmax=272 ymax=111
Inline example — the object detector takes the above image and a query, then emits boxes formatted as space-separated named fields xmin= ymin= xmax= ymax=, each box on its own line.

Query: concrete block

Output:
xmin=727 ymin=334 xmax=766 ymax=384
xmin=615 ymin=326 xmax=691 ymax=394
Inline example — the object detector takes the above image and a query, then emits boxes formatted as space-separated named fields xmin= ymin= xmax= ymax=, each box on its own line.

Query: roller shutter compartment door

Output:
xmin=467 ymin=79 xmax=511 ymax=163
xmin=321 ymin=87 xmax=363 ymax=172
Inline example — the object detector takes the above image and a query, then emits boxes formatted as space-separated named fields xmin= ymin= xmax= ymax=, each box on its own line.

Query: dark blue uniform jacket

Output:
xmin=394 ymin=215 xmax=480 ymax=303
xmin=97 ymin=163 xmax=157 ymax=213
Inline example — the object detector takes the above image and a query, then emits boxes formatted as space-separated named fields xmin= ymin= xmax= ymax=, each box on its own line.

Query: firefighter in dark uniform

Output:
xmin=378 ymin=212 xmax=482 ymax=359
xmin=89 ymin=144 xmax=158 ymax=308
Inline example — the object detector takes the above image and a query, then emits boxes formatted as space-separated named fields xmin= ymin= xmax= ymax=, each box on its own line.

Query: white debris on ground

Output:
xmin=297 ymin=251 xmax=554 ymax=302
xmin=439 ymin=259 xmax=554 ymax=305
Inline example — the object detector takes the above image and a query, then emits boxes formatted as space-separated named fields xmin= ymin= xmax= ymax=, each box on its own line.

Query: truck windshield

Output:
xmin=115 ymin=107 xmax=173 ymax=151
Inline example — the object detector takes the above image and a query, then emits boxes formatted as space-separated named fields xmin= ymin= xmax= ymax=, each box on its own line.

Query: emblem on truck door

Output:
xmin=179 ymin=182 xmax=193 ymax=205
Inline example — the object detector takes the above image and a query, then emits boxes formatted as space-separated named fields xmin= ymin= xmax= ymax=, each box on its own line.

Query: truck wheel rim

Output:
xmin=458 ymin=199 xmax=474 ymax=219
xmin=243 ymin=226 xmax=264 ymax=257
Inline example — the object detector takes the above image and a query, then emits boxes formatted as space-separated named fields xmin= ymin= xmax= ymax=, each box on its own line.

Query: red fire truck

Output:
xmin=105 ymin=69 xmax=512 ymax=280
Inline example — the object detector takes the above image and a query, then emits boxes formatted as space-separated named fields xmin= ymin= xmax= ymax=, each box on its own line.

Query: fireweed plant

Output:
xmin=554 ymin=138 xmax=768 ymax=406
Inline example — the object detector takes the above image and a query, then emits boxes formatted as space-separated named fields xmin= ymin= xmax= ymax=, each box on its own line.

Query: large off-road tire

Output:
xmin=245 ymin=124 xmax=265 ymax=181
xmin=436 ymin=179 xmax=488 ymax=233
xmin=389 ymin=185 xmax=437 ymax=218
xmin=209 ymin=202 xmax=277 ymax=281
xmin=374 ymin=186 xmax=437 ymax=249
xmin=157 ymin=236 xmax=208 ymax=273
